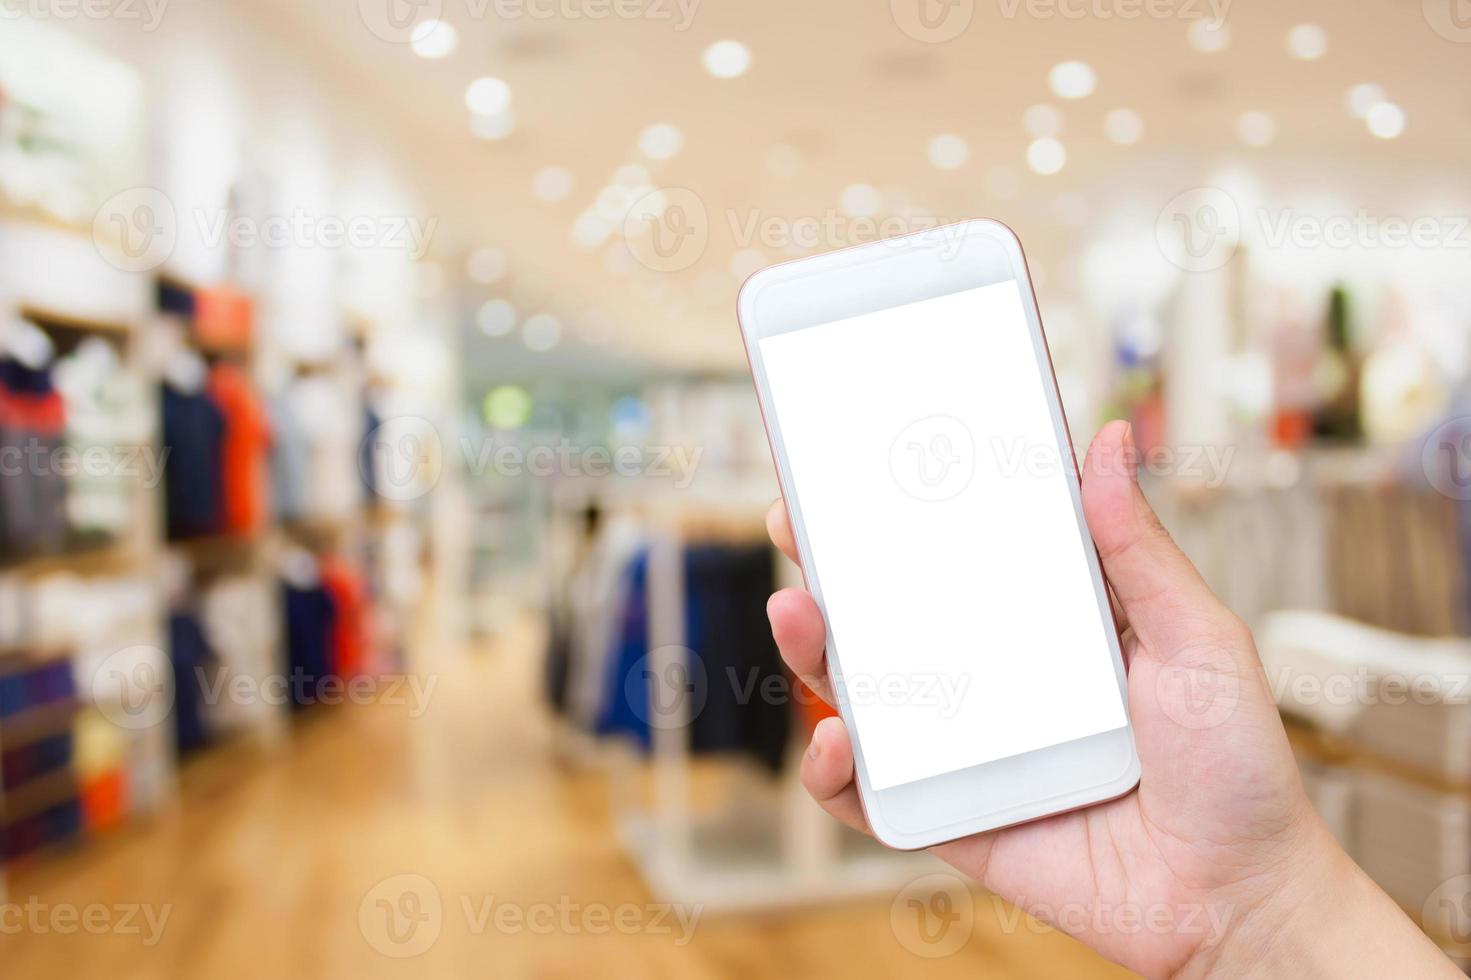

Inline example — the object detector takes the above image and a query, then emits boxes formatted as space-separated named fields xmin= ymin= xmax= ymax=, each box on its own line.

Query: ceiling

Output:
xmin=255 ymin=0 xmax=1471 ymax=374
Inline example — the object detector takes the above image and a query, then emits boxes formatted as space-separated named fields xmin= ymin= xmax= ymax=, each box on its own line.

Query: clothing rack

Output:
xmin=610 ymin=503 xmax=936 ymax=912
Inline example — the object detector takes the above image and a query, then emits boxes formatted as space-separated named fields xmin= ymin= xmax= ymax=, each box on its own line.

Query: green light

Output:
xmin=484 ymin=385 xmax=533 ymax=429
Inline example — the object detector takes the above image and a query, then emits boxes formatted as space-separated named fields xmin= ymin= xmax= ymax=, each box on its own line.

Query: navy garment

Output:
xmin=282 ymin=583 xmax=336 ymax=711
xmin=161 ymin=384 xmax=226 ymax=539
xmin=684 ymin=544 xmax=790 ymax=774
xmin=0 ymin=357 xmax=69 ymax=557
xmin=169 ymin=612 xmax=213 ymax=756
xmin=595 ymin=545 xmax=791 ymax=774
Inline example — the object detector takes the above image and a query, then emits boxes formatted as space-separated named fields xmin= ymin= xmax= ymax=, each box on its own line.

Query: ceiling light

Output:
xmin=1048 ymin=61 xmax=1096 ymax=99
xmin=840 ymin=183 xmax=881 ymax=217
xmin=1187 ymin=20 xmax=1230 ymax=53
xmin=476 ymin=299 xmax=516 ymax=337
xmin=1366 ymin=102 xmax=1406 ymax=139
xmin=702 ymin=40 xmax=751 ymax=79
xmin=466 ymin=247 xmax=506 ymax=284
xmin=465 ymin=77 xmax=511 ymax=115
xmin=1286 ymin=24 xmax=1327 ymax=60
xmin=470 ymin=110 xmax=515 ymax=140
xmin=522 ymin=314 xmax=562 ymax=352
xmin=927 ymin=134 xmax=969 ymax=170
xmin=613 ymin=163 xmax=650 ymax=187
xmin=484 ymin=385 xmax=533 ymax=430
xmin=1026 ymin=138 xmax=1066 ymax=175
xmin=410 ymin=19 xmax=457 ymax=59
xmin=532 ymin=166 xmax=574 ymax=203
xmin=1103 ymin=108 xmax=1144 ymax=145
xmin=1236 ymin=111 xmax=1276 ymax=147
xmin=638 ymin=123 xmax=684 ymax=160
xmin=1346 ymin=83 xmax=1386 ymax=119
xmin=571 ymin=211 xmax=612 ymax=250
xmin=1023 ymin=104 xmax=1062 ymax=138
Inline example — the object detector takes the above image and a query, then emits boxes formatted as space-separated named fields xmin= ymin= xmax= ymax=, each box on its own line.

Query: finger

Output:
xmin=765 ymin=498 xmax=799 ymax=566
xmin=767 ymin=587 xmax=834 ymax=704
xmin=1080 ymin=421 xmax=1242 ymax=656
xmin=800 ymin=717 xmax=869 ymax=834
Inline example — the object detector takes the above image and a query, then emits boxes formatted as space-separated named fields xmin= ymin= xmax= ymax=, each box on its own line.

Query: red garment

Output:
xmin=195 ymin=286 xmax=254 ymax=351
xmin=207 ymin=363 xmax=271 ymax=535
xmin=320 ymin=556 xmax=369 ymax=678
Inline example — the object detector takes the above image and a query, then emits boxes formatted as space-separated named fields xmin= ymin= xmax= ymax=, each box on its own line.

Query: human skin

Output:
xmin=764 ymin=420 xmax=1459 ymax=979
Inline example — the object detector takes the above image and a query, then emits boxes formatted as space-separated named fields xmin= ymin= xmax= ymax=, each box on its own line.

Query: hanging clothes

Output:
xmin=0 ymin=355 xmax=69 ymax=557
xmin=282 ymin=579 xmax=337 ymax=710
xmin=320 ymin=556 xmax=369 ymax=678
xmin=208 ymin=361 xmax=272 ymax=536
xmin=592 ymin=541 xmax=792 ymax=774
xmin=161 ymin=381 xmax=226 ymax=539
xmin=169 ymin=611 xmax=214 ymax=756
xmin=53 ymin=339 xmax=150 ymax=543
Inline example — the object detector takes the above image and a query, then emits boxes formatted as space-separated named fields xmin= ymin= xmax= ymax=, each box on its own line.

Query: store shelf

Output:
xmin=0 ymin=768 xmax=78 ymax=826
xmin=19 ymin=304 xmax=137 ymax=342
xmin=0 ymin=544 xmax=141 ymax=578
xmin=0 ymin=700 xmax=81 ymax=746
xmin=0 ymin=199 xmax=90 ymax=238
xmin=1284 ymin=717 xmax=1471 ymax=800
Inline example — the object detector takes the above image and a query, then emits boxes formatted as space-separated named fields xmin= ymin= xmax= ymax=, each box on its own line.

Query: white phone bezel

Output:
xmin=737 ymin=218 xmax=1140 ymax=850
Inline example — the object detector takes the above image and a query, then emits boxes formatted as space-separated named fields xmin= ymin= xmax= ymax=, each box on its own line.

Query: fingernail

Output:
xmin=1121 ymin=423 xmax=1138 ymax=480
xmin=808 ymin=737 xmax=822 ymax=761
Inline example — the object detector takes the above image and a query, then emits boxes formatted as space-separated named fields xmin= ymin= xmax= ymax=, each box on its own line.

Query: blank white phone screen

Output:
xmin=759 ymin=280 xmax=1127 ymax=791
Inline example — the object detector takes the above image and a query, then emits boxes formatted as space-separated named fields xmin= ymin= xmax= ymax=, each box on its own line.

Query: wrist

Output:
xmin=1177 ymin=816 xmax=1456 ymax=979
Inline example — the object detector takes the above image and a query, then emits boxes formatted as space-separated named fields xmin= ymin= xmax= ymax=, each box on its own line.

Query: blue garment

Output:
xmin=595 ymin=552 xmax=651 ymax=747
xmin=161 ymin=384 xmax=225 ymax=539
xmin=593 ymin=545 xmax=791 ymax=773
xmin=169 ymin=612 xmax=212 ymax=756
xmin=282 ymin=583 xmax=336 ymax=711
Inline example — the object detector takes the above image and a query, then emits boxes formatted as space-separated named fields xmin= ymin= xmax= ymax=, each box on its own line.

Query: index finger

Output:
xmin=765 ymin=498 xmax=800 ymax=566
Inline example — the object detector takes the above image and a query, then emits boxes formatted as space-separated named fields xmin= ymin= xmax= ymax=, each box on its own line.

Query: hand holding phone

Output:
xmin=744 ymin=223 xmax=1456 ymax=978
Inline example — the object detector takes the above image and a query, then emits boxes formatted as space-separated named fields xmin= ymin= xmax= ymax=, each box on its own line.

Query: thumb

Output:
xmin=1080 ymin=420 xmax=1241 ymax=657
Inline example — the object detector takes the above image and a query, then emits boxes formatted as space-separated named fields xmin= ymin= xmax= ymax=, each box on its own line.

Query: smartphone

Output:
xmin=738 ymin=219 xmax=1139 ymax=849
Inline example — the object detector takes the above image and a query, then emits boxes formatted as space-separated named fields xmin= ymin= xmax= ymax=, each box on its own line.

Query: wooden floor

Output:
xmin=1 ymin=619 xmax=1133 ymax=980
